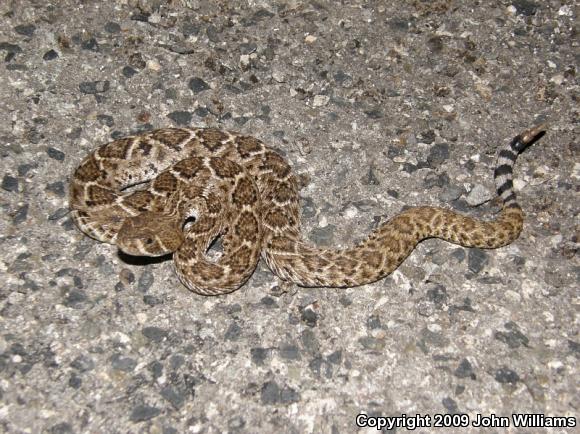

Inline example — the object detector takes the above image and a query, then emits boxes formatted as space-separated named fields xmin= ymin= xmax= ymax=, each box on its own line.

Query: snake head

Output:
xmin=117 ymin=212 xmax=185 ymax=256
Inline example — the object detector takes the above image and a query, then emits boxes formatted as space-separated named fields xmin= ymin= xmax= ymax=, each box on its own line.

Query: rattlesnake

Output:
xmin=69 ymin=125 xmax=545 ymax=295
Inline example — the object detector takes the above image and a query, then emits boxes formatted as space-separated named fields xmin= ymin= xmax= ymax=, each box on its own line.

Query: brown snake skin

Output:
xmin=69 ymin=125 xmax=545 ymax=295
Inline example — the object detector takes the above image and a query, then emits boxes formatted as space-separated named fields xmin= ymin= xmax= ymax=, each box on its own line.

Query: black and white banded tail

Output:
xmin=494 ymin=124 xmax=546 ymax=209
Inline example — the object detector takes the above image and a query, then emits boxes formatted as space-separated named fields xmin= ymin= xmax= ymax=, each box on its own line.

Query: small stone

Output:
xmin=364 ymin=107 xmax=383 ymax=119
xmin=466 ymin=184 xmax=493 ymax=206
xmin=142 ymin=326 xmax=168 ymax=343
xmin=442 ymin=397 xmax=459 ymax=414
xmin=512 ymin=0 xmax=538 ymax=16
xmin=130 ymin=13 xmax=150 ymax=22
xmin=160 ymin=385 xmax=185 ymax=409
xmin=13 ymin=204 xmax=29 ymax=225
xmin=46 ymin=181 xmax=65 ymax=197
xmin=494 ymin=367 xmax=520 ymax=384
xmin=81 ymin=38 xmax=99 ymax=51
xmin=426 ymin=283 xmax=448 ymax=305
xmin=188 ymin=77 xmax=210 ymax=93
xmin=260 ymin=296 xmax=277 ymax=308
xmin=366 ymin=315 xmax=381 ymax=329
xmin=48 ymin=422 xmax=74 ymax=434
xmin=224 ymin=323 xmax=242 ymax=340
xmin=300 ymin=307 xmax=318 ymax=327
xmin=194 ymin=106 xmax=209 ymax=118
xmin=260 ymin=380 xmax=300 ymax=405
xmin=68 ymin=375 xmax=81 ymax=389
xmin=70 ymin=354 xmax=95 ymax=372
xmin=494 ymin=322 xmax=529 ymax=348
xmin=418 ymin=129 xmax=436 ymax=145
xmin=104 ymin=22 xmax=121 ymax=33
xmin=439 ymin=185 xmax=464 ymax=202
xmin=333 ymin=70 xmax=352 ymax=84
xmin=240 ymin=54 xmax=251 ymax=69
xmin=137 ymin=269 xmax=154 ymax=292
xmin=48 ymin=207 xmax=69 ymax=221
xmin=79 ymin=80 xmax=110 ymax=94
xmin=424 ymin=172 xmax=450 ymax=189
xmin=170 ymin=354 xmax=185 ymax=370
xmin=233 ymin=116 xmax=249 ymax=126
xmin=110 ymin=354 xmax=137 ymax=372
xmin=0 ymin=42 xmax=22 ymax=55
xmin=47 ymin=147 xmax=65 ymax=161
xmin=468 ymin=248 xmax=488 ymax=274
xmin=251 ymin=348 xmax=269 ymax=365
xmin=309 ymin=225 xmax=335 ymax=247
xmin=17 ymin=163 xmax=36 ymax=176
xmin=97 ymin=114 xmax=114 ymax=127
xmin=167 ymin=111 xmax=192 ymax=125
xmin=358 ymin=336 xmax=385 ymax=351
xmin=122 ymin=66 xmax=138 ymax=78
xmin=63 ymin=289 xmax=87 ymax=307
xmin=129 ymin=53 xmax=146 ymax=70
xmin=279 ymin=344 xmax=300 ymax=360
xmin=362 ymin=166 xmax=380 ymax=185
xmin=426 ymin=143 xmax=449 ymax=166
xmin=143 ymin=295 xmax=162 ymax=306
xmin=206 ymin=25 xmax=221 ymax=43
xmin=129 ymin=405 xmax=161 ymax=422
xmin=182 ymin=22 xmax=200 ymax=36
xmin=304 ymin=35 xmax=317 ymax=43
xmin=2 ymin=175 xmax=18 ymax=192
xmin=252 ymin=9 xmax=275 ymax=20
xmin=148 ymin=361 xmax=163 ymax=379
xmin=14 ymin=24 xmax=36 ymax=36
xmin=568 ymin=340 xmax=580 ymax=355
xmin=309 ymin=356 xmax=333 ymax=378
xmin=312 ymin=95 xmax=329 ymax=107
xmin=301 ymin=329 xmax=320 ymax=354
xmin=454 ymin=358 xmax=475 ymax=379
xmin=43 ymin=49 xmax=59 ymax=61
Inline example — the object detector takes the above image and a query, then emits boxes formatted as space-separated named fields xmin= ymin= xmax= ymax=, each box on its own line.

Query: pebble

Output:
xmin=43 ymin=50 xmax=59 ymax=61
xmin=495 ymin=367 xmax=520 ymax=384
xmin=260 ymin=380 xmax=300 ymax=405
xmin=47 ymin=147 xmax=65 ymax=161
xmin=13 ymin=204 xmax=29 ymax=225
xmin=2 ymin=175 xmax=18 ymax=192
xmin=137 ymin=269 xmax=154 ymax=292
xmin=188 ymin=77 xmax=210 ymax=93
xmin=312 ymin=95 xmax=329 ymax=107
xmin=129 ymin=405 xmax=161 ymax=422
xmin=14 ymin=24 xmax=36 ymax=36
xmin=466 ymin=184 xmax=493 ymax=206
xmin=468 ymin=248 xmax=488 ymax=274
xmin=142 ymin=326 xmax=168 ymax=343
xmin=104 ymin=22 xmax=121 ymax=33
xmin=121 ymin=66 xmax=138 ymax=78
xmin=79 ymin=81 xmax=110 ymax=94
xmin=167 ymin=111 xmax=192 ymax=125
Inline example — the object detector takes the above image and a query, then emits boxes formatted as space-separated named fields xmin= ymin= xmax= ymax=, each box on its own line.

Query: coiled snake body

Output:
xmin=69 ymin=125 xmax=545 ymax=295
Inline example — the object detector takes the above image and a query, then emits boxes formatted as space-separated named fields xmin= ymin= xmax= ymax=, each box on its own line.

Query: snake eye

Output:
xmin=182 ymin=215 xmax=197 ymax=231
xmin=144 ymin=237 xmax=154 ymax=245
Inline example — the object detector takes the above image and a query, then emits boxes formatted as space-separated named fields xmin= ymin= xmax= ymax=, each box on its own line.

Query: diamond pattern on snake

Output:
xmin=69 ymin=125 xmax=546 ymax=295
